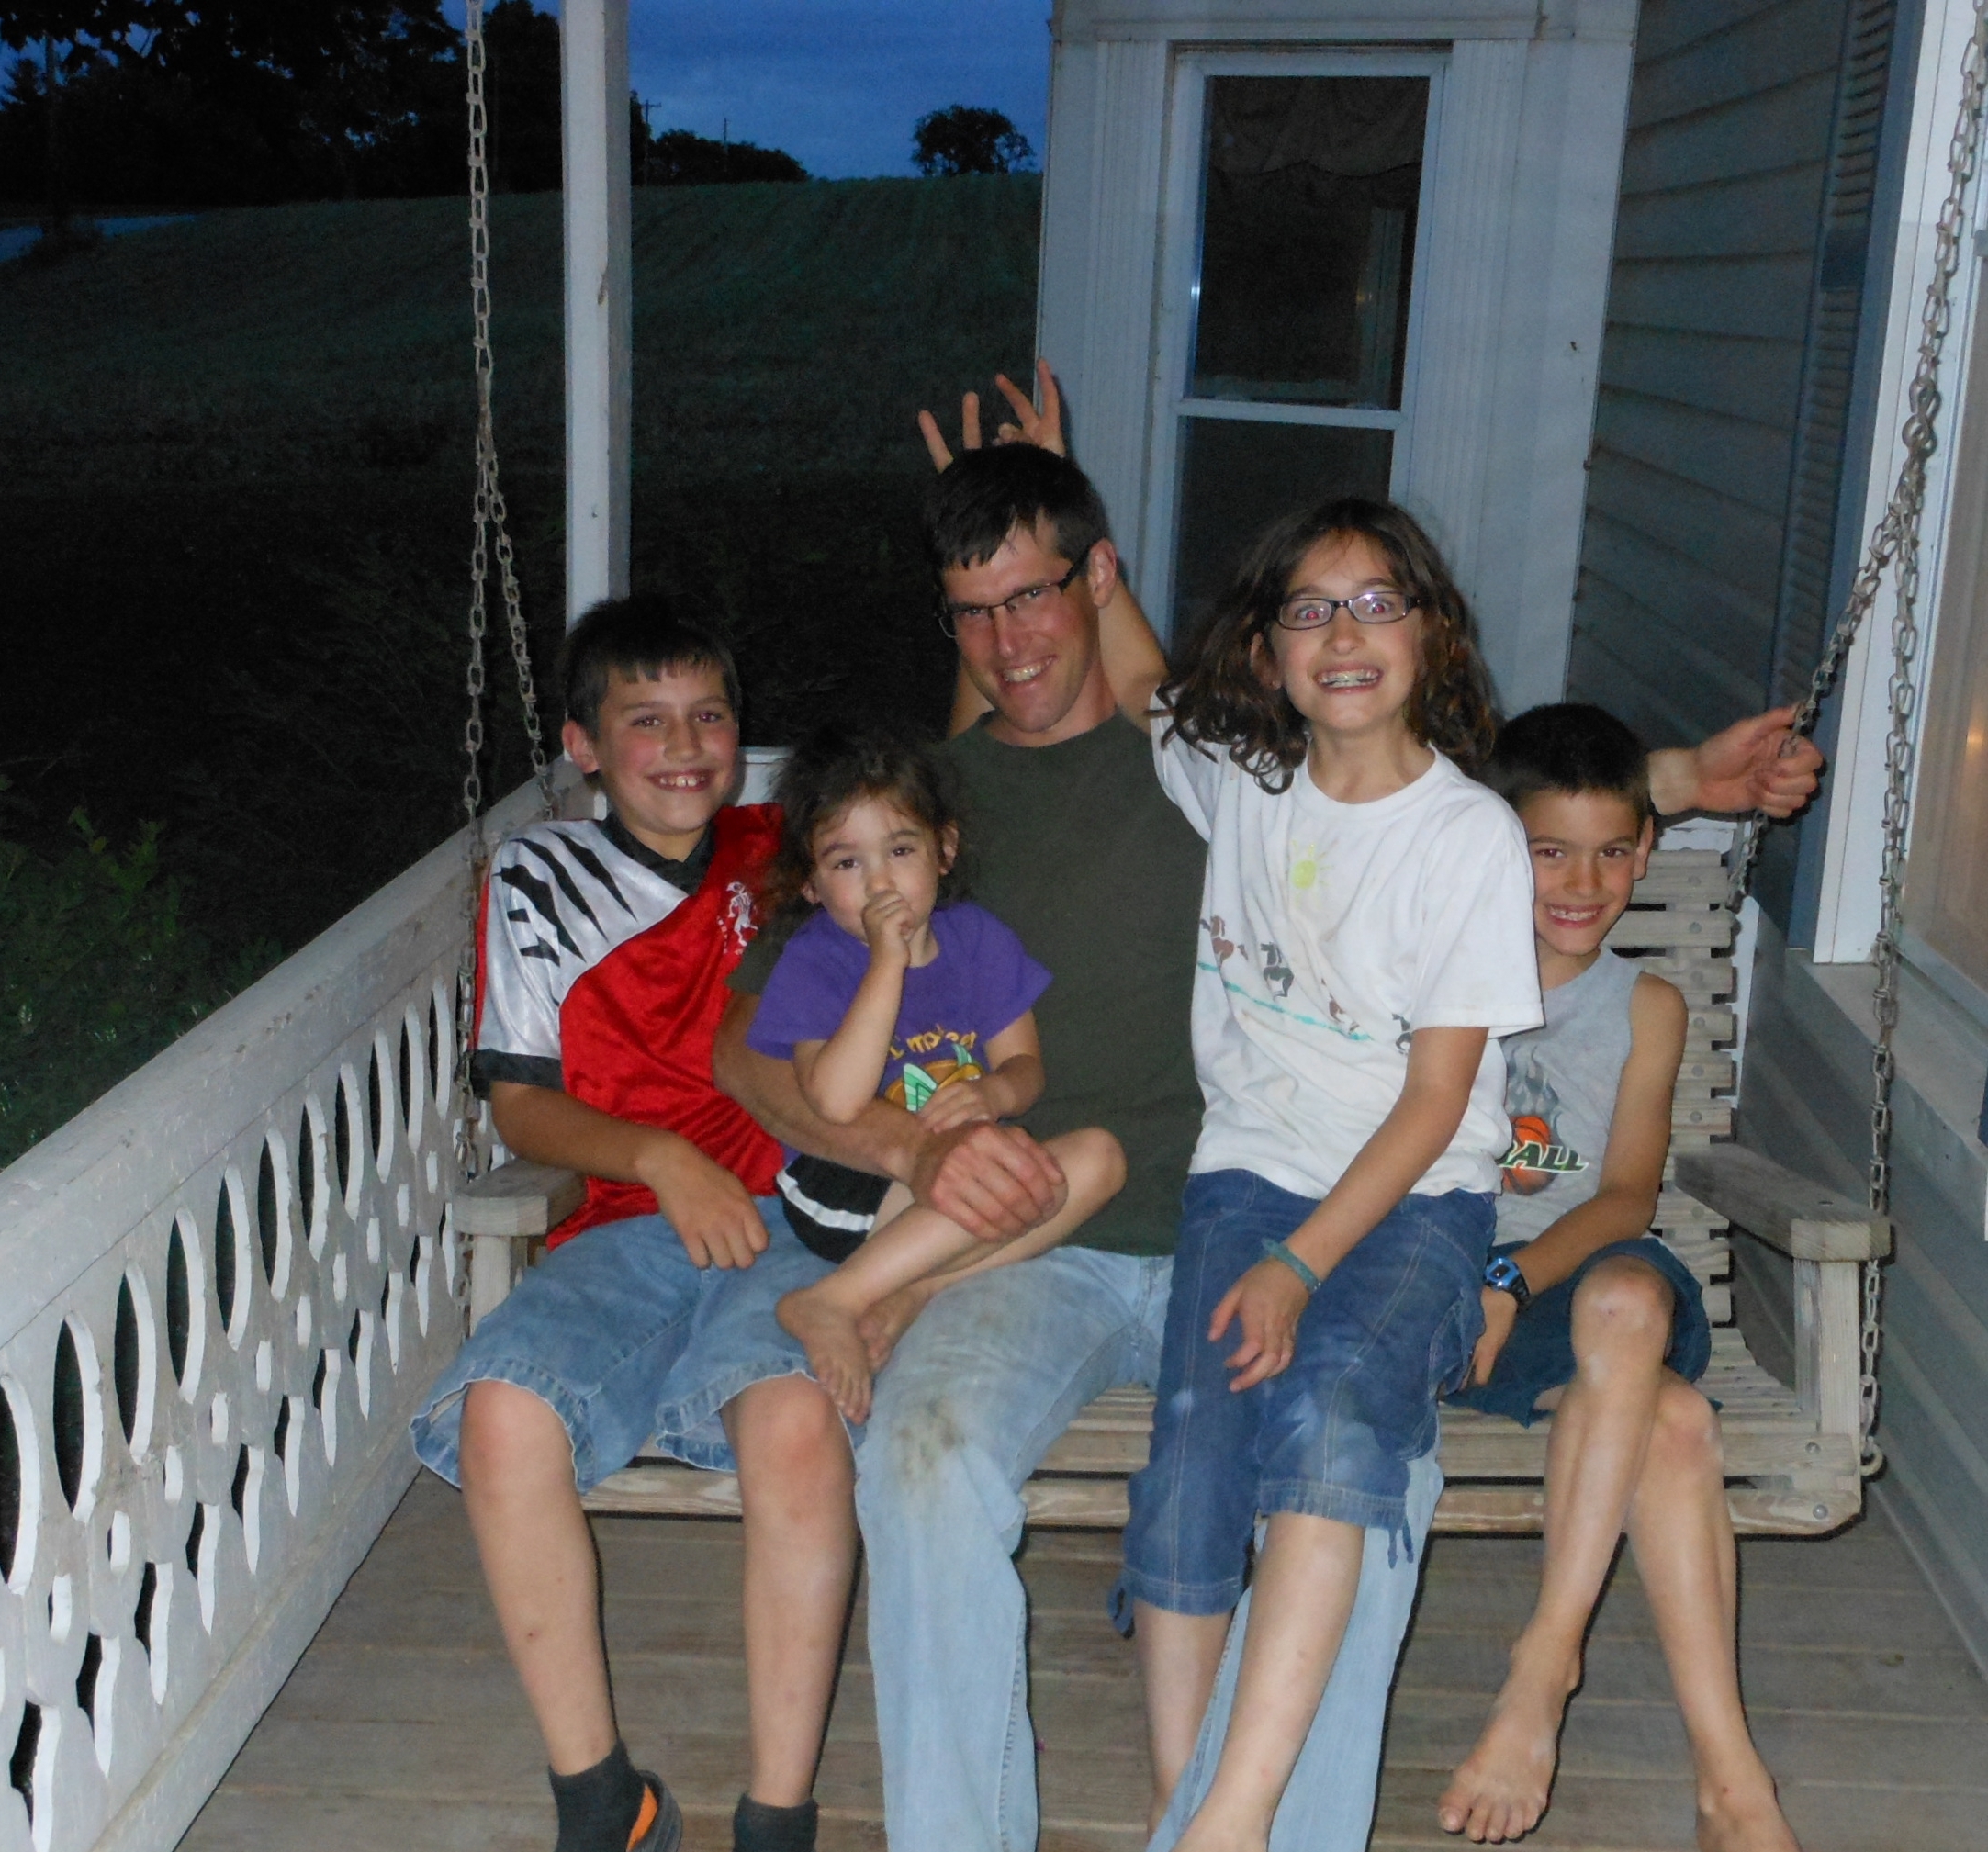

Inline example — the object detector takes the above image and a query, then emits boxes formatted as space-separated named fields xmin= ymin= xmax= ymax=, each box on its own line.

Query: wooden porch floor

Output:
xmin=175 ymin=1474 xmax=1988 ymax=1852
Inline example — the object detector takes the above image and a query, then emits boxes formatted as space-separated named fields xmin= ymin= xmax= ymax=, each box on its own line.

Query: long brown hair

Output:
xmin=1161 ymin=497 xmax=1500 ymax=790
xmin=761 ymin=724 xmax=968 ymax=919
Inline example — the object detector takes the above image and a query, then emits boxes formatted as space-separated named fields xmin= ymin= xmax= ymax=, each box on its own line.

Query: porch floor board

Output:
xmin=175 ymin=1475 xmax=1988 ymax=1852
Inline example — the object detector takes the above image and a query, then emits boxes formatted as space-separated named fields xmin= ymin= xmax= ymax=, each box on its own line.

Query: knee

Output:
xmin=732 ymin=1375 xmax=851 ymax=1500
xmin=1076 ymin=1128 xmax=1129 ymax=1199
xmin=1573 ymin=1259 xmax=1673 ymax=1356
xmin=854 ymin=1380 xmax=985 ymax=1523
xmin=457 ymin=1378 xmax=571 ymax=1489
xmin=1649 ymin=1378 xmax=1723 ymax=1471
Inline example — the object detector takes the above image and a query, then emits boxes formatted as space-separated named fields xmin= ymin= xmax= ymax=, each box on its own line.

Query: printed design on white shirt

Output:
xmin=1498 ymin=1048 xmax=1589 ymax=1195
xmin=1198 ymin=915 xmax=1371 ymax=1042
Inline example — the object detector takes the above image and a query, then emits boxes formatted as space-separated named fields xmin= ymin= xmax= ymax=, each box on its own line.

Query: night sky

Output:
xmin=447 ymin=0 xmax=1055 ymax=181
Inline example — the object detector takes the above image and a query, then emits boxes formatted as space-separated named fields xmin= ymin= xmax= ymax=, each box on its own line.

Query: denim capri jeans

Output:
xmin=1443 ymin=1233 xmax=1712 ymax=1427
xmin=410 ymin=1197 xmax=832 ymax=1491
xmin=1121 ymin=1170 xmax=1494 ymax=1616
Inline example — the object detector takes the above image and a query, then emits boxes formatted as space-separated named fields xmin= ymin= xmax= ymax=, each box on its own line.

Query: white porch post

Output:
xmin=561 ymin=0 xmax=633 ymax=629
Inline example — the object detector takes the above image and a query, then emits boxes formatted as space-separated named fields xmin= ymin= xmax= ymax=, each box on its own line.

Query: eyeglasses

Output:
xmin=938 ymin=551 xmax=1090 ymax=638
xmin=1275 ymin=589 xmax=1418 ymax=630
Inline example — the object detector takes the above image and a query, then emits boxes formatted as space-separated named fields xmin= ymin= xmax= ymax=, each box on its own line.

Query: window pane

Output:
xmin=1170 ymin=418 xmax=1394 ymax=643
xmin=1191 ymin=76 xmax=1428 ymax=409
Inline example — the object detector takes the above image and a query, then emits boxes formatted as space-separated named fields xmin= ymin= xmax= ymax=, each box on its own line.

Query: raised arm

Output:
xmin=1646 ymin=706 xmax=1825 ymax=819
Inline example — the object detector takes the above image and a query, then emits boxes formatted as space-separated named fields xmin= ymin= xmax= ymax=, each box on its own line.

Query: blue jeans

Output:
xmin=410 ymin=1199 xmax=828 ymax=1487
xmin=1124 ymin=1173 xmax=1491 ymax=1611
xmin=853 ymin=1242 xmax=1435 ymax=1852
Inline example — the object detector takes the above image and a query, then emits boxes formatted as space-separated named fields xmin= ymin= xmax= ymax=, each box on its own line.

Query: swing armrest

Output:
xmin=455 ymin=1160 xmax=587 ymax=1238
xmin=1672 ymin=1147 xmax=1891 ymax=1262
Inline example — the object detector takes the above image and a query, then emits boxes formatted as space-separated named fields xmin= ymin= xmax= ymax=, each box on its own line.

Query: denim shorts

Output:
xmin=1443 ymin=1234 xmax=1712 ymax=1427
xmin=410 ymin=1197 xmax=831 ymax=1491
xmin=1121 ymin=1170 xmax=1493 ymax=1616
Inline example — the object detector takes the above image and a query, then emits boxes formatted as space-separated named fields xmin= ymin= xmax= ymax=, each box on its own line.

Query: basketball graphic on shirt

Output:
xmin=887 ymin=1038 xmax=985 ymax=1113
xmin=1499 ymin=1050 xmax=1587 ymax=1195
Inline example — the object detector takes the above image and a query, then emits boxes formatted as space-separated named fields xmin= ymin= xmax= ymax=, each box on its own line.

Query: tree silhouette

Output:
xmin=912 ymin=105 xmax=1033 ymax=177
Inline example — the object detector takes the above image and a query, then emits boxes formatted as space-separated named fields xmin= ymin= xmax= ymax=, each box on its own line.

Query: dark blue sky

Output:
xmin=451 ymin=1 xmax=1054 ymax=180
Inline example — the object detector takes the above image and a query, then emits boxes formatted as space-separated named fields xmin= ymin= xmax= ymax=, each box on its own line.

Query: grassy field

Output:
xmin=0 ymin=175 xmax=1039 ymax=932
xmin=0 ymin=176 xmax=1039 ymax=1160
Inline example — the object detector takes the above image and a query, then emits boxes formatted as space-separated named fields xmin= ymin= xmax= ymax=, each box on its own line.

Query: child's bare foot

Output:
xmin=856 ymin=1279 xmax=939 ymax=1369
xmin=777 ymin=1284 xmax=875 ymax=1423
xmin=1696 ymin=1769 xmax=1799 ymax=1852
xmin=1438 ymin=1648 xmax=1579 ymax=1842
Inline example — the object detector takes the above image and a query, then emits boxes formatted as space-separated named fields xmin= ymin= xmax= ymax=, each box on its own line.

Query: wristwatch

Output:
xmin=1484 ymin=1253 xmax=1532 ymax=1310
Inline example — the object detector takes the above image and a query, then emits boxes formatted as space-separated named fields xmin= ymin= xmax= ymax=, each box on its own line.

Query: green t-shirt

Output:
xmin=732 ymin=714 xmax=1207 ymax=1256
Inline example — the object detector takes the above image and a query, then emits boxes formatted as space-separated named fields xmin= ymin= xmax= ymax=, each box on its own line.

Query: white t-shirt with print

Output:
xmin=1154 ymin=731 xmax=1544 ymax=1201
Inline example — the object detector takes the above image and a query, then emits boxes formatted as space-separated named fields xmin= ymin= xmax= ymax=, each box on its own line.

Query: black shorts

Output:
xmin=773 ymin=1154 xmax=890 ymax=1264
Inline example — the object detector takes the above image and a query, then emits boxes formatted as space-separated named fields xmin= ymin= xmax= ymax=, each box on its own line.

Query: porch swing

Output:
xmin=445 ymin=2 xmax=1988 ymax=1540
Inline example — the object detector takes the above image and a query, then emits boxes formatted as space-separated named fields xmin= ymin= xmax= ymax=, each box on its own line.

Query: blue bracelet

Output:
xmin=1263 ymin=1239 xmax=1322 ymax=1296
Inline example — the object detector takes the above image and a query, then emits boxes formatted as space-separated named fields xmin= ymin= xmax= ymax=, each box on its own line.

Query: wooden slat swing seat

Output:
xmin=444 ymin=0 xmax=1984 ymax=1551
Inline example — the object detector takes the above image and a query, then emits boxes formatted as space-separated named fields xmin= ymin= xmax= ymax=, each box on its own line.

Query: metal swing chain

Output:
xmin=1727 ymin=0 xmax=1988 ymax=1475
xmin=454 ymin=0 xmax=559 ymax=1184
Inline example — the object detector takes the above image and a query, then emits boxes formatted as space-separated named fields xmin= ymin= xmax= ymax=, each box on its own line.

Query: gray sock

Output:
xmin=732 ymin=1792 xmax=818 ymax=1852
xmin=549 ymin=1743 xmax=646 ymax=1852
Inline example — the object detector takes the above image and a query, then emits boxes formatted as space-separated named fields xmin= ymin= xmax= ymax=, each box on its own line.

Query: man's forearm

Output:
xmin=714 ymin=997 xmax=926 ymax=1182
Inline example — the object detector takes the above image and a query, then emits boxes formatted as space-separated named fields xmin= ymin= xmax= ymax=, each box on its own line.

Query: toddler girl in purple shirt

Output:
xmin=750 ymin=725 xmax=1125 ymax=1420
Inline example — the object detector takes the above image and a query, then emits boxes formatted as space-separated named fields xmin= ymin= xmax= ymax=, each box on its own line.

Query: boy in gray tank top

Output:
xmin=1438 ymin=707 xmax=1797 ymax=1852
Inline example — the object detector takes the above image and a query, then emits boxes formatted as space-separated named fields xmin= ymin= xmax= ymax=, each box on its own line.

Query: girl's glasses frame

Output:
xmin=1274 ymin=590 xmax=1419 ymax=630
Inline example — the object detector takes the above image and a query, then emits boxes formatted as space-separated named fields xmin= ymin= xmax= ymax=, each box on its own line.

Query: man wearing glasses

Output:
xmin=715 ymin=390 xmax=1823 ymax=1852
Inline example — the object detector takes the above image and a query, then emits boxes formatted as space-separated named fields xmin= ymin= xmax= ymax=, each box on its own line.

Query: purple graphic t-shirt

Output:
xmin=747 ymin=901 xmax=1051 ymax=1113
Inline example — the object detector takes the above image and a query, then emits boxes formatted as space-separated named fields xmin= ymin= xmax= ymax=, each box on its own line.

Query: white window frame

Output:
xmin=1139 ymin=48 xmax=1447 ymax=636
xmin=1812 ymin=0 xmax=1984 ymax=965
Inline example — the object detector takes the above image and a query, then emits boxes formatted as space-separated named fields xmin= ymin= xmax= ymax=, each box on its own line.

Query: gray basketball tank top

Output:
xmin=1494 ymin=950 xmax=1643 ymax=1247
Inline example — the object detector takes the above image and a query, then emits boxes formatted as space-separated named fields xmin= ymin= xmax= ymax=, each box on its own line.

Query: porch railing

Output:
xmin=0 ymin=779 xmax=549 ymax=1852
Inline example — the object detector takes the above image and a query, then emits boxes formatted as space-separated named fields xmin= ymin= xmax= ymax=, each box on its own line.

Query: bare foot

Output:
xmin=1437 ymin=1650 xmax=1579 ymax=1842
xmin=856 ymin=1280 xmax=938 ymax=1370
xmin=1696 ymin=1768 xmax=1799 ymax=1852
xmin=777 ymin=1285 xmax=874 ymax=1423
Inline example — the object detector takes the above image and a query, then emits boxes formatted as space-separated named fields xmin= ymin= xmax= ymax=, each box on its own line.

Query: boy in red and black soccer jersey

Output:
xmin=412 ymin=597 xmax=856 ymax=1852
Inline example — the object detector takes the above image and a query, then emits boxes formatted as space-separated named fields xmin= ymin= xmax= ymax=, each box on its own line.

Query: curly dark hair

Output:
xmin=761 ymin=724 xmax=969 ymax=920
xmin=1161 ymin=497 xmax=1500 ymax=789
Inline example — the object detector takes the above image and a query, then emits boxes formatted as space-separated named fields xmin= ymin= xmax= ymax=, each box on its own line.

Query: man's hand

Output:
xmin=908 ymin=1119 xmax=1065 ymax=1242
xmin=1655 ymin=706 xmax=1825 ymax=818
xmin=1210 ymin=1257 xmax=1312 ymax=1392
xmin=916 ymin=1077 xmax=999 ymax=1135
xmin=636 ymin=1135 xmax=768 ymax=1269
xmin=917 ymin=359 xmax=1066 ymax=471
xmin=1469 ymin=1285 xmax=1518 ymax=1386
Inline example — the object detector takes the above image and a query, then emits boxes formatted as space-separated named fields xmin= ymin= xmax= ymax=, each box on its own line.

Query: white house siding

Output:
xmin=1568 ymin=0 xmax=1893 ymax=756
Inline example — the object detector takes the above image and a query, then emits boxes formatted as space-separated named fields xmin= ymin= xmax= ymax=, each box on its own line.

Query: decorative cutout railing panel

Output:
xmin=0 ymin=781 xmax=547 ymax=1852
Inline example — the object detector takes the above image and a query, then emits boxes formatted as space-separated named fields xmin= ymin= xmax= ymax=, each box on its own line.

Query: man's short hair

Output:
xmin=923 ymin=444 xmax=1112 ymax=582
xmin=560 ymin=593 xmax=742 ymax=736
xmin=1482 ymin=702 xmax=1654 ymax=826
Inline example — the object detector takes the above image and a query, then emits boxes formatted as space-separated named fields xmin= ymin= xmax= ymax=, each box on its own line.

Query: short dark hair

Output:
xmin=923 ymin=443 xmax=1112 ymax=585
xmin=1482 ymin=702 xmax=1654 ymax=826
xmin=1162 ymin=496 xmax=1501 ymax=787
xmin=560 ymin=592 xmax=742 ymax=736
xmin=762 ymin=724 xmax=967 ymax=918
